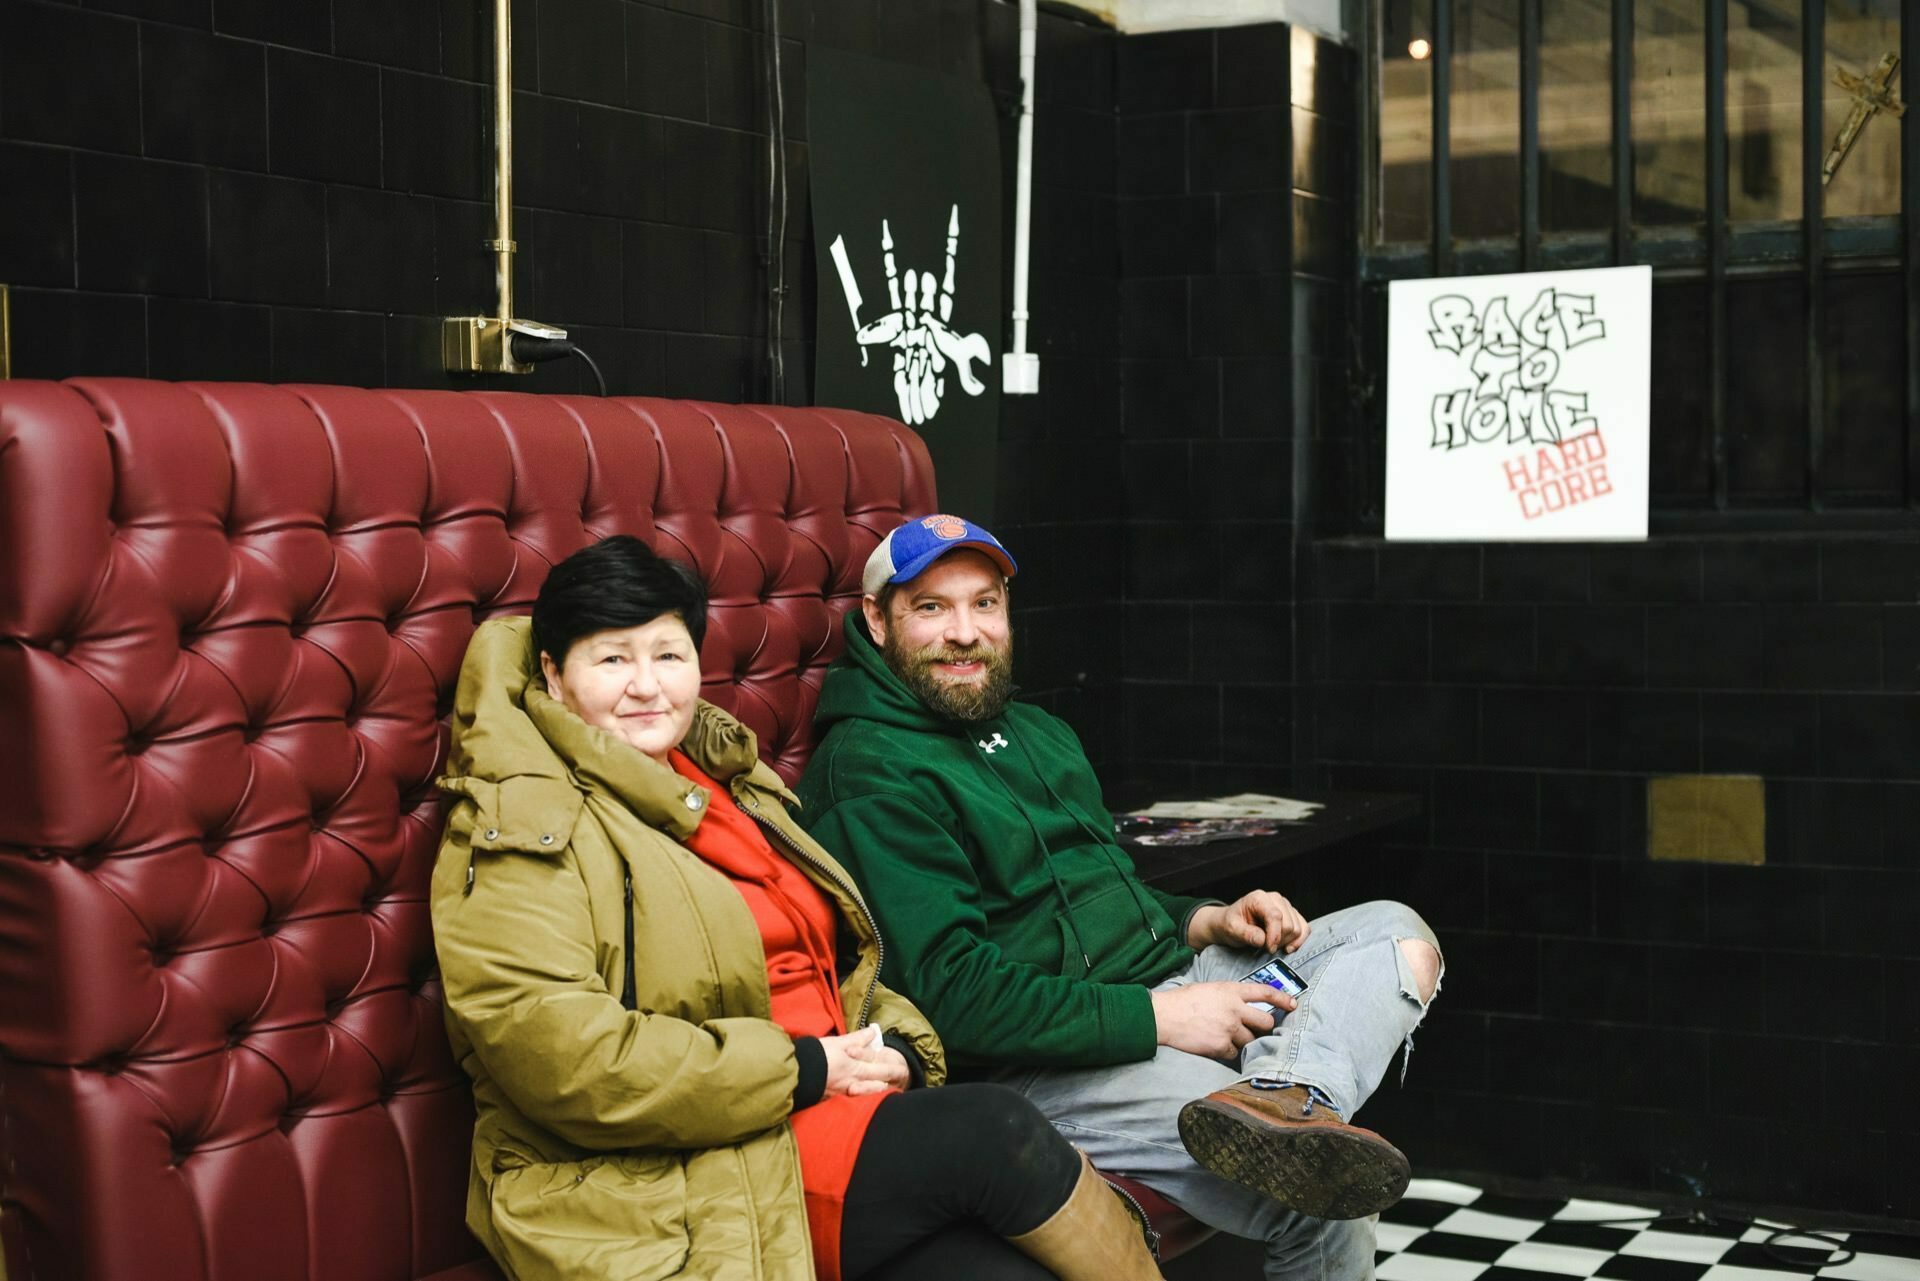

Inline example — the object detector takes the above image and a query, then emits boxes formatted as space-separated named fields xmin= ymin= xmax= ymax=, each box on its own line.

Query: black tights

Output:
xmin=838 ymin=1083 xmax=1083 ymax=1281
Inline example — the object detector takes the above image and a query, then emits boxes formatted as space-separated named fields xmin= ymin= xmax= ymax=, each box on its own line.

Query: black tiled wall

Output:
xmin=1282 ymin=537 xmax=1920 ymax=1220
xmin=0 ymin=0 xmax=1125 ymax=750
xmin=1112 ymin=25 xmax=1354 ymax=792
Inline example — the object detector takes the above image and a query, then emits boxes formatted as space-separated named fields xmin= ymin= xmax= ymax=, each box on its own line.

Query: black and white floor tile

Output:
xmin=1375 ymin=1179 xmax=1920 ymax=1281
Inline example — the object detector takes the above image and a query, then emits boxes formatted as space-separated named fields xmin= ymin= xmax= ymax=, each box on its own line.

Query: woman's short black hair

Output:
xmin=531 ymin=535 xmax=709 ymax=666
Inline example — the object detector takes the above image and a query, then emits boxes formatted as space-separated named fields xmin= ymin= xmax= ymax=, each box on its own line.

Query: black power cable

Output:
xmin=509 ymin=333 xmax=608 ymax=397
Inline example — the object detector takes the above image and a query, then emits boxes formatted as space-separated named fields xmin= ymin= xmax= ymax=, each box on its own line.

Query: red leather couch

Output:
xmin=0 ymin=380 xmax=1204 ymax=1280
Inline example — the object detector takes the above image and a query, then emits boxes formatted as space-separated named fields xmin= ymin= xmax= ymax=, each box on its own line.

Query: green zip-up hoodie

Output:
xmin=797 ymin=613 xmax=1212 ymax=1070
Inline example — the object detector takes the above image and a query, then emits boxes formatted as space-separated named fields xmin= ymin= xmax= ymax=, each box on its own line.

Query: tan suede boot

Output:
xmin=1006 ymin=1151 xmax=1163 ymax=1279
xmin=1178 ymin=1082 xmax=1409 ymax=1221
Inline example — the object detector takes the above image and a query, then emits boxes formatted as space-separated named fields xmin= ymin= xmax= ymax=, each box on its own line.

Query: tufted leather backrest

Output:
xmin=0 ymin=380 xmax=935 ymax=1281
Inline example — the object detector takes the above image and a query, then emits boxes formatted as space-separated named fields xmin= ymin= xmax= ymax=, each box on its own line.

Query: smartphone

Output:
xmin=1244 ymin=957 xmax=1308 ymax=1013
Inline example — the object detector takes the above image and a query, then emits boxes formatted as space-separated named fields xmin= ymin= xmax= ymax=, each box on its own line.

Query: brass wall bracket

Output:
xmin=1 ymin=284 xmax=11 ymax=380
xmin=443 ymin=316 xmax=567 ymax=376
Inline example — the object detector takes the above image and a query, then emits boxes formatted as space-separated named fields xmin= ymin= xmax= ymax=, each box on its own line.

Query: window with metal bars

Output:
xmin=1360 ymin=0 xmax=1917 ymax=523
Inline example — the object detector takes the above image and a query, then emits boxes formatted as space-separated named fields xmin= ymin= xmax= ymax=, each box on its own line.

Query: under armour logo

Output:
xmin=977 ymin=733 xmax=1008 ymax=754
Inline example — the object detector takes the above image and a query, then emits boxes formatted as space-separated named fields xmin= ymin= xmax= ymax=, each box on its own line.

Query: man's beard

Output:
xmin=881 ymin=628 xmax=1015 ymax=722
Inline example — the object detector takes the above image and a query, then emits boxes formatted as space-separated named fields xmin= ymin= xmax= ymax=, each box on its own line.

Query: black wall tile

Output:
xmin=1881 ymin=605 xmax=1920 ymax=690
xmin=1535 ymin=604 xmax=1644 ymax=687
xmin=1704 ymin=541 xmax=1820 ymax=603
xmin=326 ymin=186 xmax=436 ymax=315
xmin=1700 ymin=691 xmax=1817 ymax=774
xmin=516 ymin=208 xmax=625 ymax=328
xmin=1539 ymin=773 xmax=1638 ymax=859
xmin=622 ymin=220 xmax=705 ymax=331
xmin=1487 ymin=851 xmax=1593 ymax=937
xmin=209 ymin=171 xmax=327 ymax=306
xmin=1594 ymin=860 xmax=1707 ymax=944
xmin=1117 ymin=112 xmax=1185 ymax=197
xmin=1820 ymin=868 xmax=1917 ymax=959
xmin=1821 ymin=540 xmax=1920 ymax=603
xmin=213 ymin=0 xmax=329 ymax=52
xmin=1290 ymin=29 xmax=1353 ymax=115
xmin=1484 ymin=545 xmax=1590 ymax=602
xmin=656 ymin=119 xmax=755 ymax=232
xmin=1215 ymin=23 xmax=1290 ymax=108
xmin=1589 ymin=542 xmax=1703 ymax=603
xmin=1325 ymin=603 xmax=1427 ymax=682
xmin=382 ymin=70 xmax=486 ymax=200
xmin=1481 ymin=689 xmax=1587 ymax=769
xmin=1123 ymin=604 xmax=1190 ymax=681
xmin=1445 ymin=934 xmax=1540 ymax=1015
xmin=1431 ymin=604 xmax=1534 ymax=684
xmin=1218 ymin=524 xmax=1293 ymax=599
xmin=141 ymin=25 xmax=266 ymax=169
xmin=7 ymin=288 xmax=148 ymax=378
xmin=1762 ymin=951 xmax=1882 ymax=1041
xmin=1120 ymin=196 xmax=1215 ymax=280
xmin=335 ymin=0 xmax=438 ymax=71
xmin=1 ymin=4 xmax=141 ymax=152
xmin=1431 ymin=768 xmax=1537 ymax=852
xmin=1705 ymin=865 xmax=1828 ymax=951
xmin=1188 ymin=108 xmax=1288 ymax=194
xmin=1292 ymin=108 xmax=1350 ymax=198
xmin=702 ymin=19 xmax=757 ymax=131
xmin=1189 ymin=273 xmax=1288 ymax=358
xmin=658 ymin=332 xmax=752 ymax=401
xmin=1377 ymin=545 xmax=1481 ymax=601
xmin=514 ymin=91 xmax=583 ymax=213
xmin=535 ymin=0 xmax=626 ymax=105
xmin=1772 ymin=779 xmax=1888 ymax=868
xmin=1541 ymin=937 xmax=1648 ymax=1023
xmin=75 ymin=154 xmax=207 ymax=296
xmin=1762 ymin=605 xmax=1881 ymax=690
xmin=1117 ymin=29 xmax=1213 ymax=113
xmin=1819 ymin=693 xmax=1920 ymax=777
xmin=626 ymin=4 xmax=709 ymax=119
xmin=576 ymin=104 xmax=662 ymax=221
xmin=1588 ymin=690 xmax=1699 ymax=773
xmin=0 ymin=143 xmax=75 ymax=288
xmin=1188 ymin=440 xmax=1290 ymax=521
xmin=93 ymin=0 xmax=212 ymax=25
xmin=147 ymin=297 xmax=271 ymax=380
xmin=1645 ymin=944 xmax=1768 ymax=1033
xmin=1125 ymin=522 xmax=1221 ymax=602
xmin=1123 ymin=358 xmax=1217 ymax=439
xmin=269 ymin=49 xmax=381 ymax=187
xmin=1219 ymin=684 xmax=1290 ymax=764
xmin=1119 ymin=277 xmax=1188 ymax=359
xmin=271 ymin=306 xmax=385 ymax=385
xmin=1035 ymin=106 xmax=1115 ymax=196
xmin=1375 ymin=685 xmax=1478 ymax=765
xmin=1215 ymin=190 xmax=1289 ymax=276
xmin=1127 ymin=682 xmax=1219 ymax=761
xmin=1646 ymin=606 xmax=1764 ymax=689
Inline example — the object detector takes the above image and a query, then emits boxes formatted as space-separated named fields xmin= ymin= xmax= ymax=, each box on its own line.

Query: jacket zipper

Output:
xmin=737 ymin=794 xmax=886 ymax=1030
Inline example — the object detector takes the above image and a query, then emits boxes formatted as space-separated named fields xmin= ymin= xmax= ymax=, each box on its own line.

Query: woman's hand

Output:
xmin=819 ymin=1026 xmax=911 ymax=1097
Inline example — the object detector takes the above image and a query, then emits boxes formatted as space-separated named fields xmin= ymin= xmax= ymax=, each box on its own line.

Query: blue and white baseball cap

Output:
xmin=862 ymin=514 xmax=1018 ymax=597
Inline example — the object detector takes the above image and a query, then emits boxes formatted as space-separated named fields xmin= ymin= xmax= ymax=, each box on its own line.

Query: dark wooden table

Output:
xmin=1110 ymin=791 xmax=1421 ymax=893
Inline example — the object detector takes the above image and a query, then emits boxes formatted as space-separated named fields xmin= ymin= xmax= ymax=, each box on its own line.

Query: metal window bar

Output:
xmin=1707 ymin=0 xmax=1729 ymax=512
xmin=1612 ymin=0 xmax=1632 ymax=265
xmin=1520 ymin=0 xmax=1541 ymax=271
xmin=1431 ymin=0 xmax=1453 ymax=276
xmin=1906 ymin=8 xmax=1920 ymax=509
xmin=1804 ymin=4 xmax=1825 ymax=511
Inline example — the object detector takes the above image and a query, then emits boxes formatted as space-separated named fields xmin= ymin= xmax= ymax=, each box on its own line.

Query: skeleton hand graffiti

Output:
xmin=828 ymin=204 xmax=992 ymax=426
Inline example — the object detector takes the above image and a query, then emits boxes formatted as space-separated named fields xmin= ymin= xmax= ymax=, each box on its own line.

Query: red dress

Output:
xmin=670 ymin=752 xmax=888 ymax=1281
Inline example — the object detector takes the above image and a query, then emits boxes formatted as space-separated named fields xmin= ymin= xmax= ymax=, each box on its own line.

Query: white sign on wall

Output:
xmin=1385 ymin=265 xmax=1651 ymax=542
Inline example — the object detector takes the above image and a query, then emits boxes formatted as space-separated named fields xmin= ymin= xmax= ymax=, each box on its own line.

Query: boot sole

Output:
xmin=1177 ymin=1096 xmax=1411 ymax=1221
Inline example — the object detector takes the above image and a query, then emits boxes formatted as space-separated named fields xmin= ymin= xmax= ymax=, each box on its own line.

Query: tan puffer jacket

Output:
xmin=431 ymin=618 xmax=946 ymax=1281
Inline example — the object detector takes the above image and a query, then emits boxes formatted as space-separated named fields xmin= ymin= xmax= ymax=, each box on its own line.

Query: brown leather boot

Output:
xmin=1177 ymin=1082 xmax=1409 ymax=1220
xmin=1006 ymin=1150 xmax=1163 ymax=1279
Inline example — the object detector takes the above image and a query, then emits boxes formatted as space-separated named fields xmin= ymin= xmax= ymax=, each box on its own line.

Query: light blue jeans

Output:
xmin=994 ymin=900 xmax=1441 ymax=1281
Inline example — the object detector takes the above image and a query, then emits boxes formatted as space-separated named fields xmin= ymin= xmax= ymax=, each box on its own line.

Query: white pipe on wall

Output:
xmin=1002 ymin=0 xmax=1041 ymax=395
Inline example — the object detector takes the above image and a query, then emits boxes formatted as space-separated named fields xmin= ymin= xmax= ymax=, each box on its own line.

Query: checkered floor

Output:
xmin=1376 ymin=1179 xmax=1920 ymax=1280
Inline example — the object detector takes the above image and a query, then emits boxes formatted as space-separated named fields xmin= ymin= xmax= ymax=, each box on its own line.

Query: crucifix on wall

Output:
xmin=1822 ymin=52 xmax=1904 ymax=186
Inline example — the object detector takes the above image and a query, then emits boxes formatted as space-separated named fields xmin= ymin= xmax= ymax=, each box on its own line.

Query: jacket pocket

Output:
xmin=489 ymin=1152 xmax=689 ymax=1281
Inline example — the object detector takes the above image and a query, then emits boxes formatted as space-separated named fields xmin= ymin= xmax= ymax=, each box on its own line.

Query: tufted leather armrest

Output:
xmin=0 ymin=381 xmax=932 ymax=1281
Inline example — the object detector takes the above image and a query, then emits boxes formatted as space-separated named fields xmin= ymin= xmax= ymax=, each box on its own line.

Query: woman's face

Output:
xmin=541 ymin=614 xmax=702 ymax=764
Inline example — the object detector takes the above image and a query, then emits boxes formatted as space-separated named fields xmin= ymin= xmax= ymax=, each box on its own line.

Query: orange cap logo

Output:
xmin=922 ymin=514 xmax=969 ymax=540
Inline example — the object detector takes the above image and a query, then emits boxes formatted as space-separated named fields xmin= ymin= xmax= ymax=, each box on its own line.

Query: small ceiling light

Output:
xmin=1408 ymin=38 xmax=1432 ymax=60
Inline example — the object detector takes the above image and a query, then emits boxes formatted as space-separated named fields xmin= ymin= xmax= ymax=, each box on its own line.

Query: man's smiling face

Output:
xmin=863 ymin=550 xmax=1014 ymax=723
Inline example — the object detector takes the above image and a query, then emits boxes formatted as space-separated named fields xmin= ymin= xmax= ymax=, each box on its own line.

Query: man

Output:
xmin=797 ymin=514 xmax=1444 ymax=1280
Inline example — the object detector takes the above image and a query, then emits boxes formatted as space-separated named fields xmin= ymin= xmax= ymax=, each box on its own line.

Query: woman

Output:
xmin=431 ymin=535 xmax=1160 ymax=1281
